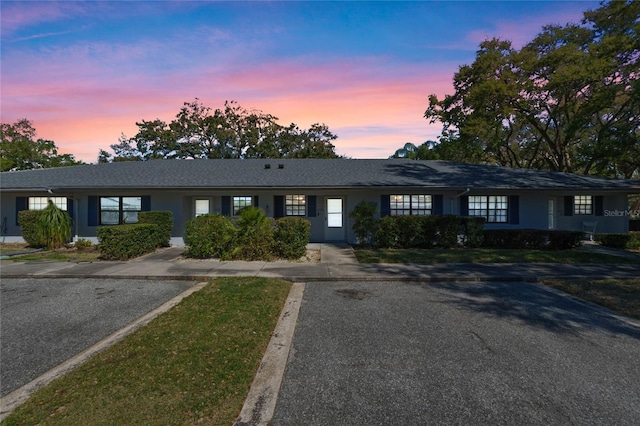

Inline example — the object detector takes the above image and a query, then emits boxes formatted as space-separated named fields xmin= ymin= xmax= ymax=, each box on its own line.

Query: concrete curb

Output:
xmin=0 ymin=281 xmax=208 ymax=421
xmin=234 ymin=282 xmax=305 ymax=426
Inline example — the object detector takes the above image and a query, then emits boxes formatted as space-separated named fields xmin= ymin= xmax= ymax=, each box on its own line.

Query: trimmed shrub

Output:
xmin=628 ymin=232 xmax=640 ymax=250
xmin=374 ymin=215 xmax=485 ymax=249
xmin=97 ymin=223 xmax=159 ymax=260
xmin=18 ymin=210 xmax=44 ymax=247
xmin=350 ymin=201 xmax=378 ymax=246
xmin=375 ymin=216 xmax=400 ymax=248
xmin=547 ymin=230 xmax=583 ymax=250
xmin=184 ymin=214 xmax=236 ymax=259
xmin=274 ymin=217 xmax=311 ymax=259
xmin=595 ymin=233 xmax=631 ymax=249
xmin=395 ymin=215 xmax=423 ymax=248
xmin=461 ymin=217 xmax=485 ymax=248
xmin=139 ymin=211 xmax=174 ymax=247
xmin=483 ymin=229 xmax=584 ymax=250
xmin=482 ymin=229 xmax=547 ymax=249
xmin=230 ymin=207 xmax=275 ymax=261
xmin=434 ymin=215 xmax=460 ymax=248
xmin=417 ymin=215 xmax=438 ymax=248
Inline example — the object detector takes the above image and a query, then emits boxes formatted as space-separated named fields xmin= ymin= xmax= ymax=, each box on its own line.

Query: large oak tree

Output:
xmin=98 ymin=100 xmax=340 ymax=162
xmin=424 ymin=0 xmax=639 ymax=178
xmin=1 ymin=119 xmax=83 ymax=172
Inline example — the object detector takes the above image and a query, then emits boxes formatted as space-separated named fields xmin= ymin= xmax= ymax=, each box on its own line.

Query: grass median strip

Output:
xmin=541 ymin=278 xmax=640 ymax=320
xmin=354 ymin=248 xmax=635 ymax=264
xmin=2 ymin=277 xmax=292 ymax=426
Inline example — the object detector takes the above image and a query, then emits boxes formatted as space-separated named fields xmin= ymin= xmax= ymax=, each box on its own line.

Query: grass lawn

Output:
xmin=0 ymin=244 xmax=101 ymax=262
xmin=2 ymin=277 xmax=291 ymax=426
xmin=541 ymin=278 xmax=640 ymax=320
xmin=0 ymin=243 xmax=32 ymax=254
xmin=354 ymin=248 xmax=636 ymax=264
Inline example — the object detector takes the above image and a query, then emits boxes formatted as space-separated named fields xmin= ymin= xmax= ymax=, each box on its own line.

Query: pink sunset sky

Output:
xmin=1 ymin=1 xmax=597 ymax=163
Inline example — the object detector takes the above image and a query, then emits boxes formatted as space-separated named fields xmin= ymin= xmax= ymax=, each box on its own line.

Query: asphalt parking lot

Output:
xmin=273 ymin=280 xmax=640 ymax=425
xmin=0 ymin=278 xmax=196 ymax=397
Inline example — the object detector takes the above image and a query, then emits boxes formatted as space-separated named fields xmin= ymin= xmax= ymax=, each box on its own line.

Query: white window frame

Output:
xmin=195 ymin=199 xmax=210 ymax=217
xmin=285 ymin=195 xmax=306 ymax=216
xmin=468 ymin=195 xmax=508 ymax=223
xmin=29 ymin=197 xmax=67 ymax=211
xmin=100 ymin=196 xmax=142 ymax=225
xmin=232 ymin=196 xmax=252 ymax=215
xmin=390 ymin=195 xmax=432 ymax=216
xmin=574 ymin=195 xmax=593 ymax=215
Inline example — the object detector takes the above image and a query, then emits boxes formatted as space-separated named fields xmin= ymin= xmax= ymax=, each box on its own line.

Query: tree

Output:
xmin=424 ymin=0 xmax=639 ymax=178
xmin=98 ymin=99 xmax=341 ymax=161
xmin=1 ymin=119 xmax=83 ymax=171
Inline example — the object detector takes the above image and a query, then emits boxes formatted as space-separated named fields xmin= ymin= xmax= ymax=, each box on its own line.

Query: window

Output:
xmin=390 ymin=195 xmax=432 ymax=216
xmin=100 ymin=196 xmax=142 ymax=225
xmin=574 ymin=195 xmax=593 ymax=215
xmin=468 ymin=195 xmax=508 ymax=223
xmin=232 ymin=196 xmax=252 ymax=215
xmin=29 ymin=197 xmax=67 ymax=211
xmin=195 ymin=199 xmax=210 ymax=217
xmin=285 ymin=195 xmax=306 ymax=216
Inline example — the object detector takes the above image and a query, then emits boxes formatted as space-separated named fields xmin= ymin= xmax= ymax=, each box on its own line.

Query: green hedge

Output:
xmin=139 ymin=211 xmax=173 ymax=247
xmin=594 ymin=233 xmax=640 ymax=250
xmin=482 ymin=229 xmax=583 ymax=250
xmin=274 ymin=217 xmax=311 ymax=259
xmin=97 ymin=223 xmax=160 ymax=260
xmin=482 ymin=229 xmax=547 ymax=249
xmin=17 ymin=210 xmax=44 ymax=247
xmin=374 ymin=215 xmax=483 ymax=249
xmin=184 ymin=214 xmax=236 ymax=259
xmin=546 ymin=230 xmax=583 ymax=249
xmin=183 ymin=212 xmax=311 ymax=260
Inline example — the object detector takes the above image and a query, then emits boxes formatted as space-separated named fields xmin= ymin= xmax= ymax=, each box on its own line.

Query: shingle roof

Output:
xmin=1 ymin=159 xmax=638 ymax=191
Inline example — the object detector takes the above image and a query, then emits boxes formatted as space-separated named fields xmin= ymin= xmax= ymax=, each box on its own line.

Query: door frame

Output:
xmin=324 ymin=196 xmax=346 ymax=241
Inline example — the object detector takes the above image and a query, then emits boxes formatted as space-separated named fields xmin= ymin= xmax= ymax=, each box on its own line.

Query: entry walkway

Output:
xmin=1 ymin=244 xmax=638 ymax=282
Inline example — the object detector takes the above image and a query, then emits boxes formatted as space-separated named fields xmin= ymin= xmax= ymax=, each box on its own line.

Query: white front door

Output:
xmin=325 ymin=197 xmax=346 ymax=241
xmin=548 ymin=198 xmax=555 ymax=229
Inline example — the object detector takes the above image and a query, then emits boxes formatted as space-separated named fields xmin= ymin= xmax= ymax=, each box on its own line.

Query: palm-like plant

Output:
xmin=36 ymin=200 xmax=71 ymax=249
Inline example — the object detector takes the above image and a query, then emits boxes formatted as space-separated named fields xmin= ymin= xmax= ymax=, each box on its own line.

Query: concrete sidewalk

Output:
xmin=1 ymin=243 xmax=638 ymax=282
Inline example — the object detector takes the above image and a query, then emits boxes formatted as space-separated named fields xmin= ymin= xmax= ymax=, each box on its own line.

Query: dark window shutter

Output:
xmin=254 ymin=195 xmax=259 ymax=208
xmin=88 ymin=196 xmax=98 ymax=226
xmin=509 ymin=195 xmax=519 ymax=225
xmin=16 ymin=197 xmax=27 ymax=226
xmin=594 ymin=196 xmax=604 ymax=216
xmin=380 ymin=195 xmax=390 ymax=217
xmin=274 ymin=196 xmax=284 ymax=218
xmin=67 ymin=199 xmax=75 ymax=221
xmin=141 ymin=196 xmax=151 ymax=211
xmin=564 ymin=196 xmax=573 ymax=216
xmin=460 ymin=196 xmax=469 ymax=216
xmin=307 ymin=196 xmax=317 ymax=218
xmin=221 ymin=196 xmax=231 ymax=216
xmin=433 ymin=195 xmax=443 ymax=215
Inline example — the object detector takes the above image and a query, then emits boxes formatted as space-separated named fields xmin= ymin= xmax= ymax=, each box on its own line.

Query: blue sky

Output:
xmin=1 ymin=1 xmax=598 ymax=162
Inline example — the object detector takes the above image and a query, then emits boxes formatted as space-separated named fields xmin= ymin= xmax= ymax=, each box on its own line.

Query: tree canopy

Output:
xmin=98 ymin=99 xmax=340 ymax=162
xmin=423 ymin=0 xmax=639 ymax=178
xmin=0 ymin=119 xmax=83 ymax=172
